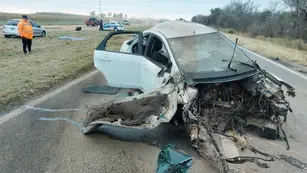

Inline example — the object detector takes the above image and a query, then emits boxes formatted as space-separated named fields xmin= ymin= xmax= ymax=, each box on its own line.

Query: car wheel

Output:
xmin=92 ymin=24 xmax=95 ymax=26
xmin=4 ymin=35 xmax=11 ymax=38
xmin=41 ymin=31 xmax=46 ymax=37
xmin=86 ymin=24 xmax=89 ymax=26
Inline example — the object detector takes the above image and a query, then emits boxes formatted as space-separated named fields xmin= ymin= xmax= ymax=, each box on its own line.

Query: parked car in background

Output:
xmin=2 ymin=19 xmax=46 ymax=38
xmin=102 ymin=21 xmax=125 ymax=31
xmin=123 ymin=20 xmax=130 ymax=25
xmin=85 ymin=18 xmax=100 ymax=26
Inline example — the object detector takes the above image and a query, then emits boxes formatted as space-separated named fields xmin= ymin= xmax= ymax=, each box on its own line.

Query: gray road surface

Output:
xmin=0 ymin=71 xmax=215 ymax=173
xmin=1 ymin=48 xmax=307 ymax=173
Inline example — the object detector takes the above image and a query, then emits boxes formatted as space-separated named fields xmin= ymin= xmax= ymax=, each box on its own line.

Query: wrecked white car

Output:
xmin=84 ymin=21 xmax=295 ymax=172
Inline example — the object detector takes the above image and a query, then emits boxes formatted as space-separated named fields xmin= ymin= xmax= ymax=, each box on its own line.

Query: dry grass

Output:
xmin=0 ymin=25 xmax=152 ymax=112
xmin=253 ymin=36 xmax=307 ymax=51
xmin=219 ymin=28 xmax=307 ymax=52
xmin=0 ymin=12 xmax=89 ymax=25
xmin=225 ymin=33 xmax=307 ymax=66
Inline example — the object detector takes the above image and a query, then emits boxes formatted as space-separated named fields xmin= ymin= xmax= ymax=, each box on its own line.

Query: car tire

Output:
xmin=4 ymin=35 xmax=11 ymax=38
xmin=86 ymin=24 xmax=89 ymax=26
xmin=92 ymin=24 xmax=95 ymax=26
xmin=41 ymin=31 xmax=46 ymax=37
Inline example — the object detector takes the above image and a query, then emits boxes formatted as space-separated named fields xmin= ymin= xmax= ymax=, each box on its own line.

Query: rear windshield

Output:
xmin=6 ymin=20 xmax=19 ymax=26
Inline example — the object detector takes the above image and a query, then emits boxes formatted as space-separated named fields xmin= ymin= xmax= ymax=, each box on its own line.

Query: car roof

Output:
xmin=149 ymin=21 xmax=217 ymax=38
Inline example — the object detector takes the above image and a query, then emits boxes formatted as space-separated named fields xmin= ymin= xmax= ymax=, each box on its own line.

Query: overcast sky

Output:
xmin=0 ymin=0 xmax=274 ymax=20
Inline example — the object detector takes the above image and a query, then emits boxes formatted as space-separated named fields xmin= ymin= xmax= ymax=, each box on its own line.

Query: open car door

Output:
xmin=94 ymin=31 xmax=144 ymax=89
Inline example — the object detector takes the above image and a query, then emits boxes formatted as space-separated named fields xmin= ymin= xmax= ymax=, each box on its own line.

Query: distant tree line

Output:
xmin=191 ymin=0 xmax=307 ymax=40
xmin=90 ymin=11 xmax=128 ymax=21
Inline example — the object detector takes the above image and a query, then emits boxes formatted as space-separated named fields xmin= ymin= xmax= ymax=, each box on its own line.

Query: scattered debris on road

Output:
xmin=157 ymin=144 xmax=193 ymax=173
xmin=83 ymin=21 xmax=299 ymax=173
xmin=57 ymin=36 xmax=85 ymax=41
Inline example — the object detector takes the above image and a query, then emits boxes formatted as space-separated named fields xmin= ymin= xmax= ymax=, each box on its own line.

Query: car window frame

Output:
xmin=6 ymin=20 xmax=19 ymax=26
xmin=96 ymin=31 xmax=144 ymax=56
xmin=143 ymin=34 xmax=171 ymax=68
xmin=30 ymin=21 xmax=39 ymax=27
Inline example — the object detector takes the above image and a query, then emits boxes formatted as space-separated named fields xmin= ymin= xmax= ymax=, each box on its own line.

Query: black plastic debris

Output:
xmin=280 ymin=154 xmax=307 ymax=170
xmin=157 ymin=144 xmax=193 ymax=173
xmin=82 ymin=85 xmax=120 ymax=94
xmin=75 ymin=27 xmax=82 ymax=31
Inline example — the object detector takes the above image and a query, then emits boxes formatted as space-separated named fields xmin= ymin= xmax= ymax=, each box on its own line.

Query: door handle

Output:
xmin=101 ymin=56 xmax=111 ymax=62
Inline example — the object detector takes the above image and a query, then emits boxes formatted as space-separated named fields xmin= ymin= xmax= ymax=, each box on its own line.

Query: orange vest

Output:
xmin=18 ymin=19 xmax=33 ymax=39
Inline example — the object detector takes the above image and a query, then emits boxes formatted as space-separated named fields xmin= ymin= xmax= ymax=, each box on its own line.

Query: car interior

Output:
xmin=132 ymin=35 xmax=170 ymax=67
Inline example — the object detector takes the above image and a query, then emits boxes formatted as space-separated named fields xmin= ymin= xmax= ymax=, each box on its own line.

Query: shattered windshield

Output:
xmin=168 ymin=32 xmax=255 ymax=73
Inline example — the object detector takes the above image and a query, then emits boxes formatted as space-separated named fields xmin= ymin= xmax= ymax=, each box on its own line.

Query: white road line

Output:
xmin=241 ymin=47 xmax=307 ymax=81
xmin=0 ymin=70 xmax=99 ymax=125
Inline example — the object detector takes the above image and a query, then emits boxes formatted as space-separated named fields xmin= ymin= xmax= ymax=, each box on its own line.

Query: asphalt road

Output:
xmin=1 ymin=49 xmax=307 ymax=173
xmin=238 ymin=48 xmax=307 ymax=173
xmin=0 ymin=71 xmax=215 ymax=173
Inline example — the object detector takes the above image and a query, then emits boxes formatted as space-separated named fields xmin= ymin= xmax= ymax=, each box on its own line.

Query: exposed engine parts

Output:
xmin=182 ymin=73 xmax=295 ymax=172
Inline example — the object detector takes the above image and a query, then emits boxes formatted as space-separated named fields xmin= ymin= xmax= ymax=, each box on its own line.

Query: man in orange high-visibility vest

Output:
xmin=18 ymin=15 xmax=33 ymax=54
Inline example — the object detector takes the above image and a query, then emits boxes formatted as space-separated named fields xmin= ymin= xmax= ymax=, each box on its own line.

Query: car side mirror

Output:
xmin=37 ymin=25 xmax=41 ymax=28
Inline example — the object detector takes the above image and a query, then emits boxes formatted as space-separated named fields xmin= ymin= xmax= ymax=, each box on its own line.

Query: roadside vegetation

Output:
xmin=0 ymin=12 xmax=89 ymax=25
xmin=191 ymin=0 xmax=307 ymax=66
xmin=0 ymin=12 xmax=164 ymax=25
xmin=0 ymin=25 xmax=151 ymax=112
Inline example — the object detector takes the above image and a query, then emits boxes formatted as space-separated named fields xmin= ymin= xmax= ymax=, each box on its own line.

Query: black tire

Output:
xmin=41 ymin=31 xmax=46 ymax=37
xmin=4 ymin=35 xmax=11 ymax=38
xmin=86 ymin=24 xmax=89 ymax=26
xmin=92 ymin=24 xmax=95 ymax=26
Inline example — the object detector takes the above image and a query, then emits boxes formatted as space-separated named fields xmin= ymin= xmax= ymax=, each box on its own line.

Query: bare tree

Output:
xmin=90 ymin=11 xmax=96 ymax=17
xmin=118 ymin=13 xmax=123 ymax=20
xmin=99 ymin=13 xmax=106 ymax=18
xmin=191 ymin=0 xmax=307 ymax=40
xmin=283 ymin=0 xmax=307 ymax=39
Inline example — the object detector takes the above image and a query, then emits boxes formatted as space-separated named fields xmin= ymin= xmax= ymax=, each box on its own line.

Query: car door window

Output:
xmin=99 ymin=31 xmax=143 ymax=56
xmin=144 ymin=35 xmax=170 ymax=67
xmin=131 ymin=35 xmax=149 ymax=55
xmin=6 ymin=20 xmax=18 ymax=26
xmin=30 ymin=21 xmax=38 ymax=27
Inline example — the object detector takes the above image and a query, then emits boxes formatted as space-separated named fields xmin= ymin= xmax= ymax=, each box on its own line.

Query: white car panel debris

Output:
xmin=87 ymin=21 xmax=296 ymax=173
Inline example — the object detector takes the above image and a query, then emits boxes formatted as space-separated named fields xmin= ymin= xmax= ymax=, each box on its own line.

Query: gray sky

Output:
xmin=0 ymin=0 xmax=273 ymax=20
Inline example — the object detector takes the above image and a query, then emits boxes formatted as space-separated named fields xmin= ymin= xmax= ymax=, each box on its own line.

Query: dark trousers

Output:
xmin=22 ymin=37 xmax=32 ymax=53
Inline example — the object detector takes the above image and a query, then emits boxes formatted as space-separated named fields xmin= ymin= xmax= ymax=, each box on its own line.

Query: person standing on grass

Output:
xmin=99 ymin=19 xmax=103 ymax=31
xmin=18 ymin=15 xmax=33 ymax=54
